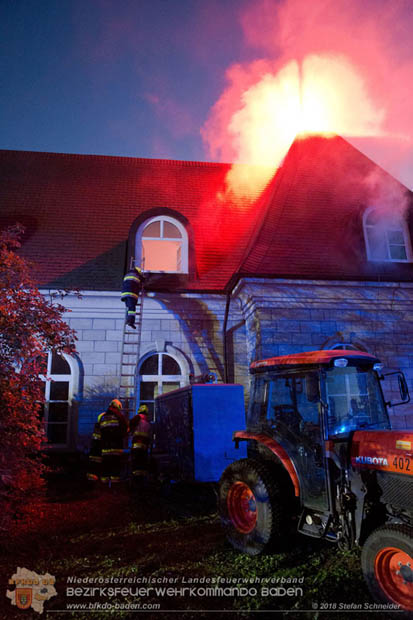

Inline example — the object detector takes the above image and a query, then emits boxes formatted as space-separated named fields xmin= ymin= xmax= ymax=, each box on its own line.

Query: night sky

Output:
xmin=2 ymin=0 xmax=413 ymax=188
xmin=1 ymin=0 xmax=252 ymax=161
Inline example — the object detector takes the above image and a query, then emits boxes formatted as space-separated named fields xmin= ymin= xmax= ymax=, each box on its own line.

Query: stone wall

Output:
xmin=43 ymin=276 xmax=413 ymax=453
xmin=234 ymin=278 xmax=413 ymax=429
xmin=47 ymin=290 xmax=246 ymax=450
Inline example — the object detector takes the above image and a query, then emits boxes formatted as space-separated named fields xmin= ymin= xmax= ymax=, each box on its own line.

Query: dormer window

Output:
xmin=363 ymin=207 xmax=412 ymax=262
xmin=136 ymin=215 xmax=188 ymax=273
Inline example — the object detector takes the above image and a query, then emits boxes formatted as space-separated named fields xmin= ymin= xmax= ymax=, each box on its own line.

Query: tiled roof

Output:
xmin=1 ymin=136 xmax=412 ymax=292
xmin=0 ymin=150 xmax=268 ymax=291
xmin=238 ymin=135 xmax=413 ymax=282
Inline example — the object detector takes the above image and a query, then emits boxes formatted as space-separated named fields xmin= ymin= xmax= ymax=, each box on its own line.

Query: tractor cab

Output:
xmin=247 ymin=349 xmax=396 ymax=438
xmin=241 ymin=350 xmax=399 ymax=513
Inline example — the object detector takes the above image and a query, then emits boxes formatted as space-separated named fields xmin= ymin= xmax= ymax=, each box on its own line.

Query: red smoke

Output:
xmin=202 ymin=0 xmax=413 ymax=192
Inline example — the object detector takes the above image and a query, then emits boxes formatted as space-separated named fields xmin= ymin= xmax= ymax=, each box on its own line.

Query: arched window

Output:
xmin=136 ymin=215 xmax=188 ymax=273
xmin=39 ymin=352 xmax=76 ymax=447
xmin=330 ymin=343 xmax=360 ymax=351
xmin=363 ymin=207 xmax=412 ymax=262
xmin=137 ymin=352 xmax=186 ymax=420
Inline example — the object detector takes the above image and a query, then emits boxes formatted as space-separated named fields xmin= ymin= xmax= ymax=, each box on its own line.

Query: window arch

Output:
xmin=363 ymin=207 xmax=412 ymax=262
xmin=135 ymin=215 xmax=188 ymax=273
xmin=321 ymin=334 xmax=369 ymax=353
xmin=137 ymin=352 xmax=187 ymax=420
xmin=39 ymin=352 xmax=77 ymax=447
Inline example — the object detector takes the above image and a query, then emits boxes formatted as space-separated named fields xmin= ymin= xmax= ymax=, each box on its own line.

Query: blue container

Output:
xmin=154 ymin=384 xmax=247 ymax=482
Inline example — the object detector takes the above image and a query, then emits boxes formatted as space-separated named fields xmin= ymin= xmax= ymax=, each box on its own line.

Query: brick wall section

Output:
xmin=235 ymin=278 xmax=413 ymax=429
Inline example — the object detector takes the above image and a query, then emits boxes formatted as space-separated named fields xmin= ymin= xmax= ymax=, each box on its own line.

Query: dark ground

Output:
xmin=0 ymin=465 xmax=401 ymax=620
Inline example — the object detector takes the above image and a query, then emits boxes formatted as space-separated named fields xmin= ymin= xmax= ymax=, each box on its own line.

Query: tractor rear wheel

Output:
xmin=361 ymin=524 xmax=413 ymax=612
xmin=218 ymin=458 xmax=291 ymax=555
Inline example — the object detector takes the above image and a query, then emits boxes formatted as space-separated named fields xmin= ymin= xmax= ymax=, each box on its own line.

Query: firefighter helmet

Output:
xmin=109 ymin=399 xmax=122 ymax=411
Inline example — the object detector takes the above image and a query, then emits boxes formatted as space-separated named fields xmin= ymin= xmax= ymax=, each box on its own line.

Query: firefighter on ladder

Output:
xmin=121 ymin=265 xmax=145 ymax=329
xmin=129 ymin=404 xmax=152 ymax=486
xmin=89 ymin=399 xmax=128 ymax=485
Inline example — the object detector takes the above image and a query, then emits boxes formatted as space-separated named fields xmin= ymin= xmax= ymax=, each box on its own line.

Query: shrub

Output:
xmin=0 ymin=224 xmax=76 ymax=534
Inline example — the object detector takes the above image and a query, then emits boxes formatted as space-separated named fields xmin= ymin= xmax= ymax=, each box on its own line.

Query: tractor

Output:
xmin=218 ymin=349 xmax=413 ymax=611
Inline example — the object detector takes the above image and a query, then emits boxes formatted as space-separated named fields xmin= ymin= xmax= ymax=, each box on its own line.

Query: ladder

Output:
xmin=118 ymin=290 xmax=144 ymax=420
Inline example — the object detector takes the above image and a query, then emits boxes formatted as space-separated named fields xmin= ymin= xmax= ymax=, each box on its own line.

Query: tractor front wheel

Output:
xmin=218 ymin=458 xmax=290 ymax=555
xmin=361 ymin=524 xmax=413 ymax=612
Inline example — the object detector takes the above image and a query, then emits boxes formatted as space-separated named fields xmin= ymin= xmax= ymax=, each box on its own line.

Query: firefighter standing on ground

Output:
xmin=129 ymin=405 xmax=152 ymax=483
xmin=87 ymin=412 xmax=104 ymax=481
xmin=121 ymin=266 xmax=145 ymax=328
xmin=88 ymin=399 xmax=128 ymax=485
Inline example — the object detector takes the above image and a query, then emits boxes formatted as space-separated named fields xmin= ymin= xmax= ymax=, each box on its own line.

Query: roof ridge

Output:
xmin=0 ymin=148 xmax=231 ymax=169
xmin=231 ymin=139 xmax=301 ymax=280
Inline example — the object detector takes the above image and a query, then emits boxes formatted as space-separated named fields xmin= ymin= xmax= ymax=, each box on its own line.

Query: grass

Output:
xmin=0 ymin=478 xmax=396 ymax=620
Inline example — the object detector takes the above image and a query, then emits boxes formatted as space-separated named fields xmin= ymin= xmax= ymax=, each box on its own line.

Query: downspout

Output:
xmin=223 ymin=279 xmax=238 ymax=383
xmin=223 ymin=291 xmax=231 ymax=383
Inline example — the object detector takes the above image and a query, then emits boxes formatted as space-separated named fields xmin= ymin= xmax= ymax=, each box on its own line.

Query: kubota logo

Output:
xmin=355 ymin=455 xmax=389 ymax=466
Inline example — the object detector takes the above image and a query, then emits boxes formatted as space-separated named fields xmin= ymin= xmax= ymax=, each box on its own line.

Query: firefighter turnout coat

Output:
xmin=95 ymin=401 xmax=128 ymax=484
xmin=129 ymin=413 xmax=152 ymax=477
xmin=121 ymin=268 xmax=145 ymax=326
xmin=121 ymin=268 xmax=144 ymax=303
xmin=87 ymin=412 xmax=104 ymax=481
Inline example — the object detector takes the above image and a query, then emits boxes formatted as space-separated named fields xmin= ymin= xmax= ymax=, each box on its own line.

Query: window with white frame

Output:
xmin=39 ymin=352 xmax=74 ymax=447
xmin=138 ymin=352 xmax=186 ymax=420
xmin=363 ymin=207 xmax=412 ymax=262
xmin=136 ymin=215 xmax=188 ymax=273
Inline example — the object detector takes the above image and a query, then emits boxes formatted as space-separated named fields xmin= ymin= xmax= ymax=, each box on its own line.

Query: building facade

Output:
xmin=1 ymin=134 xmax=413 ymax=451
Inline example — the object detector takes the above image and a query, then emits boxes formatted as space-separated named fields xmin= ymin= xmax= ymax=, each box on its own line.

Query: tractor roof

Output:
xmin=250 ymin=349 xmax=380 ymax=372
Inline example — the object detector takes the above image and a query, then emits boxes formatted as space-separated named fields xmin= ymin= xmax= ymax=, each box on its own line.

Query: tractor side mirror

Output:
xmin=398 ymin=374 xmax=409 ymax=402
xmin=383 ymin=371 xmax=410 ymax=407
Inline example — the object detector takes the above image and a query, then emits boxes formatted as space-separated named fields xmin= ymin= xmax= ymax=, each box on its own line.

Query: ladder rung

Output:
xmin=118 ymin=289 xmax=144 ymax=403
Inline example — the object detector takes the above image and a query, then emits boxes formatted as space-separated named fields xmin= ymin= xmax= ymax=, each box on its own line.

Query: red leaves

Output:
xmin=0 ymin=225 xmax=77 ymax=532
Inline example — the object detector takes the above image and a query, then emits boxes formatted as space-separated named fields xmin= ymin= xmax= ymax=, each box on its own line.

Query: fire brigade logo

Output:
xmin=16 ymin=588 xmax=32 ymax=609
xmin=6 ymin=567 xmax=57 ymax=614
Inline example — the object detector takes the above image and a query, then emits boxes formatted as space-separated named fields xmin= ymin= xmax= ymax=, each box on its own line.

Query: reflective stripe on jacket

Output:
xmin=122 ymin=270 xmax=143 ymax=299
xmin=130 ymin=414 xmax=152 ymax=452
xmin=99 ymin=410 xmax=127 ymax=455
